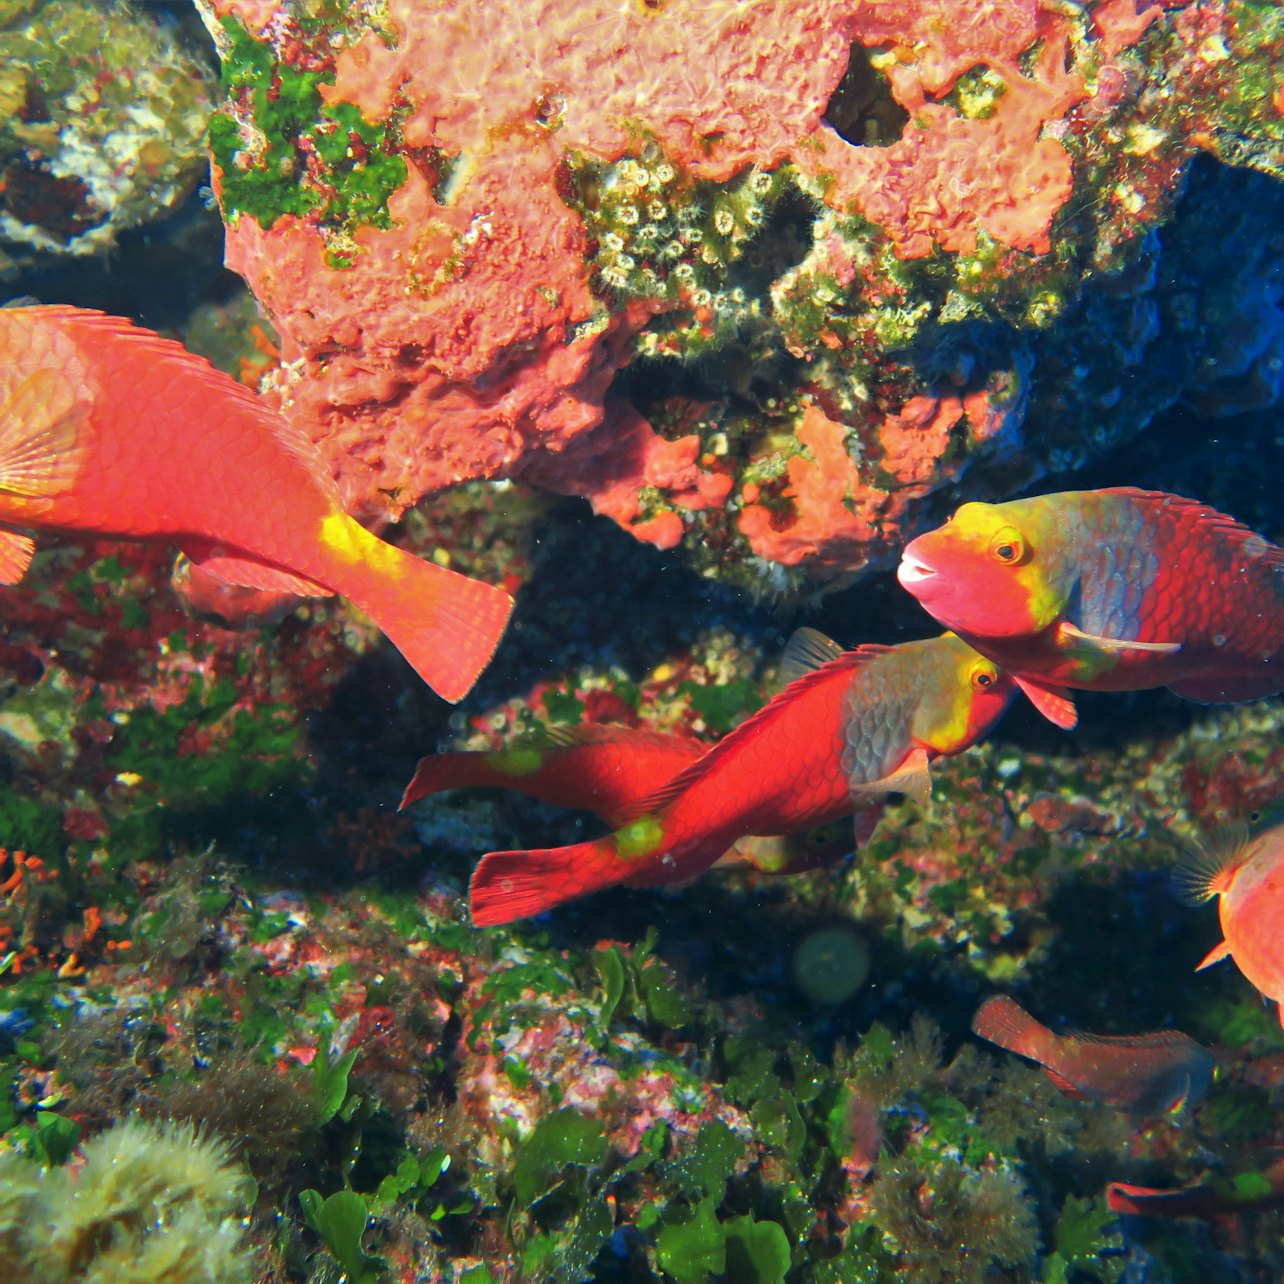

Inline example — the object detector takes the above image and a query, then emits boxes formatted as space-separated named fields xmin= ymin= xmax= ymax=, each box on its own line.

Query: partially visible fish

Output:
xmin=1175 ymin=810 xmax=1284 ymax=1025
xmin=469 ymin=630 xmax=1014 ymax=926
xmin=0 ymin=305 xmax=513 ymax=701
xmin=1107 ymin=1159 xmax=1284 ymax=1219
xmin=897 ymin=488 xmax=1284 ymax=728
xmin=400 ymin=722 xmax=867 ymax=876
xmin=972 ymin=995 xmax=1216 ymax=1115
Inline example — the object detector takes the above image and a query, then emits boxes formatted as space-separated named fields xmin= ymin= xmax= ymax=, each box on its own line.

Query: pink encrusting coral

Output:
xmin=206 ymin=0 xmax=1254 ymax=587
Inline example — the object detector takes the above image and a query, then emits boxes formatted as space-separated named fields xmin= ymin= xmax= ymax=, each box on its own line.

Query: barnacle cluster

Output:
xmin=569 ymin=143 xmax=791 ymax=356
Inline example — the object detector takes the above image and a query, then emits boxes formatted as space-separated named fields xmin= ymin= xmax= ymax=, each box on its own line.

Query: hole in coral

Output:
xmin=823 ymin=45 xmax=910 ymax=148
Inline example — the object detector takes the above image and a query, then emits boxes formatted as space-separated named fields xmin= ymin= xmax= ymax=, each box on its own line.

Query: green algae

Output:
xmin=209 ymin=15 xmax=407 ymax=266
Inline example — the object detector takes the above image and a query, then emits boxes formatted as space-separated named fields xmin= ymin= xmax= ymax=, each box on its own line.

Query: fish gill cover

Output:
xmin=0 ymin=0 xmax=1280 ymax=1281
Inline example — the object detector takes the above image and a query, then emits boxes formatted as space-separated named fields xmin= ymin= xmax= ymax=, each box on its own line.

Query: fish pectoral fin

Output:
xmin=1043 ymin=1067 xmax=1090 ymax=1101
xmin=1014 ymin=676 xmax=1079 ymax=729
xmin=1058 ymin=621 xmax=1182 ymax=656
xmin=0 ymin=528 xmax=35 ymax=584
xmin=1195 ymin=939 xmax=1232 ymax=971
xmin=852 ymin=747 xmax=932 ymax=807
xmin=0 ymin=368 xmax=90 ymax=506
xmin=181 ymin=546 xmax=332 ymax=598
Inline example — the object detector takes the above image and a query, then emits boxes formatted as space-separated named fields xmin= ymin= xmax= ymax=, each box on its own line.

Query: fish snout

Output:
xmin=897 ymin=549 xmax=937 ymax=590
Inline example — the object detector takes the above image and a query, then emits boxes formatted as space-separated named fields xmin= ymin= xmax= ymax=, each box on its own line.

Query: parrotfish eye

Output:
xmin=988 ymin=525 xmax=1027 ymax=566
xmin=970 ymin=664 xmax=998 ymax=690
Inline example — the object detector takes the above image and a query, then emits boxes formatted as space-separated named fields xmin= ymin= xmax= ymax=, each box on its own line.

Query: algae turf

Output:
xmin=208 ymin=15 xmax=408 ymax=268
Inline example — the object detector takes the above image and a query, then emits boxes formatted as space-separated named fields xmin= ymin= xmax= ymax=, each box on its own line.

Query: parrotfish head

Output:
xmin=911 ymin=633 xmax=1016 ymax=756
xmin=898 ymin=500 xmax=1067 ymax=638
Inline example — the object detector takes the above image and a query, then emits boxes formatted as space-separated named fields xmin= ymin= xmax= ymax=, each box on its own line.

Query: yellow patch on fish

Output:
xmin=484 ymin=746 xmax=545 ymax=778
xmin=319 ymin=512 xmax=405 ymax=577
xmin=615 ymin=816 xmax=665 ymax=862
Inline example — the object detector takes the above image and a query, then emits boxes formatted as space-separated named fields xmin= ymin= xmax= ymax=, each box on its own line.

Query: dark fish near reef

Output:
xmin=1108 ymin=1158 xmax=1284 ymax=1219
xmin=469 ymin=630 xmax=1014 ymax=926
xmin=1175 ymin=810 xmax=1284 ymax=1025
xmin=972 ymin=995 xmax=1216 ymax=1115
xmin=0 ymin=305 xmax=513 ymax=701
xmin=897 ymin=488 xmax=1284 ymax=728
xmin=400 ymin=722 xmax=868 ymax=876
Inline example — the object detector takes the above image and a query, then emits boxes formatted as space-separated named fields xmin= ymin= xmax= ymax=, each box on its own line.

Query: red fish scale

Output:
xmin=1082 ymin=490 xmax=1284 ymax=690
xmin=5 ymin=308 xmax=336 ymax=570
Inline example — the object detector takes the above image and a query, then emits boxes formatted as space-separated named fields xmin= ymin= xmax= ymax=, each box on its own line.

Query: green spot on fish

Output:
xmin=616 ymin=816 xmax=665 ymax=861
xmin=485 ymin=746 xmax=544 ymax=778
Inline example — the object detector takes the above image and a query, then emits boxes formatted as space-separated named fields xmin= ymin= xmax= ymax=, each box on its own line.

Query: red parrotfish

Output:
xmin=971 ymin=995 xmax=1216 ymax=1115
xmin=1175 ymin=810 xmax=1284 ymax=1025
xmin=897 ymin=488 xmax=1284 ymax=728
xmin=0 ymin=305 xmax=512 ymax=701
xmin=469 ymin=629 xmax=1015 ymax=926
xmin=400 ymin=722 xmax=870 ymax=876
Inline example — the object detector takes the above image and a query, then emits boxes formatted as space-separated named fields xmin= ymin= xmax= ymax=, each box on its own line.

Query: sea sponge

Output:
xmin=0 ymin=1118 xmax=257 ymax=1283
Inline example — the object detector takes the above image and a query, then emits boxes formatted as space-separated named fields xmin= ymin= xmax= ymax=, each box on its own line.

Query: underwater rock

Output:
xmin=0 ymin=0 xmax=215 ymax=268
xmin=199 ymin=0 xmax=1284 ymax=594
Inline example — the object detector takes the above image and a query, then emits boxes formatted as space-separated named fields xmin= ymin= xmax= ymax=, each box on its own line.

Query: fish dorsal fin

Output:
xmin=1062 ymin=1026 xmax=1200 ymax=1050
xmin=778 ymin=627 xmax=846 ymax=688
xmin=613 ymin=646 xmax=872 ymax=824
xmin=1058 ymin=620 xmax=1182 ymax=655
xmin=1014 ymin=676 xmax=1079 ymax=729
xmin=0 ymin=528 xmax=35 ymax=584
xmin=0 ymin=368 xmax=89 ymax=505
xmin=1111 ymin=487 xmax=1284 ymax=575
xmin=26 ymin=306 xmax=342 ymax=506
xmin=541 ymin=723 xmax=707 ymax=756
xmin=850 ymin=744 xmax=932 ymax=807
xmin=1172 ymin=825 xmax=1253 ymax=905
xmin=1195 ymin=939 xmax=1233 ymax=971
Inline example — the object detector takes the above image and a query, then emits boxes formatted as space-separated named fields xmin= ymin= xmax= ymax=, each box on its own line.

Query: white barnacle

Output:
xmin=618 ymin=204 xmax=640 ymax=225
xmin=713 ymin=207 xmax=736 ymax=237
xmin=749 ymin=169 xmax=774 ymax=196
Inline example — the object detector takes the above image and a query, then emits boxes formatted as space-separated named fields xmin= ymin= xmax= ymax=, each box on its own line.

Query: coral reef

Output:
xmin=202 ymin=0 xmax=1284 ymax=594
xmin=0 ymin=1 xmax=216 ymax=269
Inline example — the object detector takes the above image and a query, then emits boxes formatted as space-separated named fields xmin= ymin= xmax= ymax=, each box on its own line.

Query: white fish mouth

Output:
xmin=897 ymin=553 xmax=936 ymax=586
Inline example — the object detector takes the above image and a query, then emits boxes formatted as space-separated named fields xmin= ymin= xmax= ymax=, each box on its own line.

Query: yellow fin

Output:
xmin=1058 ymin=621 xmax=1182 ymax=655
xmin=0 ymin=369 xmax=88 ymax=505
xmin=0 ymin=527 xmax=35 ymax=584
xmin=851 ymin=746 xmax=932 ymax=807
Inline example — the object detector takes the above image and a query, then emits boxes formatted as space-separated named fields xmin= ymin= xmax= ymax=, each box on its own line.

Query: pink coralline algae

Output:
xmin=205 ymin=0 xmax=1283 ymax=591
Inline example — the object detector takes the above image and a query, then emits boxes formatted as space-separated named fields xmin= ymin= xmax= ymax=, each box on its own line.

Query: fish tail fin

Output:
xmin=320 ymin=514 xmax=513 ymax=703
xmin=971 ymin=995 xmax=1053 ymax=1063
xmin=1172 ymin=825 xmax=1252 ymax=906
xmin=470 ymin=838 xmax=625 ymax=926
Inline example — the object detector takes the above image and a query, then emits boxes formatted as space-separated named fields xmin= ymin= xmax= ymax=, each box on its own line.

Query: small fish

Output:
xmin=897 ymin=487 xmax=1284 ymax=728
xmin=1175 ymin=811 xmax=1284 ymax=1025
xmin=971 ymin=995 xmax=1216 ymax=1114
xmin=400 ymin=722 xmax=866 ymax=876
xmin=1107 ymin=1159 xmax=1284 ymax=1219
xmin=0 ymin=305 xmax=513 ymax=701
xmin=469 ymin=630 xmax=1014 ymax=926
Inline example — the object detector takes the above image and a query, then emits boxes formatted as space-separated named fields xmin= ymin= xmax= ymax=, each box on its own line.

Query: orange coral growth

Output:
xmin=738 ymin=404 xmax=881 ymax=567
xmin=877 ymin=395 xmax=965 ymax=489
xmin=797 ymin=27 xmax=1086 ymax=258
